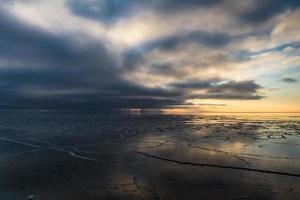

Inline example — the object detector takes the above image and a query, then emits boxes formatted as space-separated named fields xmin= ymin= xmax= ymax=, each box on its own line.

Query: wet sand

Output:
xmin=0 ymin=111 xmax=299 ymax=199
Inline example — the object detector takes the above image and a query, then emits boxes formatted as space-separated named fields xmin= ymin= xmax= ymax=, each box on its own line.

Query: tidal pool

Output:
xmin=0 ymin=111 xmax=299 ymax=199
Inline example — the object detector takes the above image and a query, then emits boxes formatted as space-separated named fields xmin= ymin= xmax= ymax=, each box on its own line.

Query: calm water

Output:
xmin=0 ymin=111 xmax=299 ymax=200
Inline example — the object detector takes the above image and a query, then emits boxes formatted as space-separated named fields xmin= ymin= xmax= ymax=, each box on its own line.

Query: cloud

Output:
xmin=271 ymin=9 xmax=300 ymax=46
xmin=66 ymin=0 xmax=133 ymax=23
xmin=169 ymin=80 xmax=216 ymax=90
xmin=228 ymin=0 xmax=299 ymax=23
xmin=67 ymin=0 xmax=222 ymax=21
xmin=191 ymin=93 xmax=264 ymax=100
xmin=0 ymin=0 xmax=298 ymax=110
xmin=136 ymin=31 xmax=231 ymax=52
xmin=169 ymin=80 xmax=264 ymax=100
xmin=207 ymin=80 xmax=262 ymax=93
xmin=0 ymin=5 xmax=183 ymax=109
xmin=282 ymin=77 xmax=298 ymax=83
xmin=140 ymin=0 xmax=222 ymax=13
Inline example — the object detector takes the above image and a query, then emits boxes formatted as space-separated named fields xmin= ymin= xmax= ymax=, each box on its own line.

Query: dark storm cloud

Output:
xmin=0 ymin=8 xmax=120 ymax=91
xmin=207 ymin=80 xmax=262 ymax=93
xmin=191 ymin=93 xmax=264 ymax=100
xmin=170 ymin=80 xmax=214 ymax=90
xmin=170 ymin=80 xmax=264 ymax=100
xmin=66 ymin=0 xmax=134 ymax=23
xmin=66 ymin=0 xmax=299 ymax=25
xmin=142 ymin=0 xmax=222 ymax=12
xmin=139 ymin=31 xmax=231 ymax=52
xmin=0 ymin=8 xmax=185 ymax=109
xmin=121 ymin=49 xmax=144 ymax=71
xmin=0 ymin=0 xmax=277 ymax=110
xmin=233 ymin=0 xmax=300 ymax=23
xmin=0 ymin=8 xmax=117 ymax=80
xmin=147 ymin=63 xmax=184 ymax=77
xmin=282 ymin=77 xmax=298 ymax=83
xmin=0 ymin=10 xmax=70 ymax=62
xmin=170 ymin=80 xmax=262 ymax=92
xmin=66 ymin=0 xmax=221 ymax=22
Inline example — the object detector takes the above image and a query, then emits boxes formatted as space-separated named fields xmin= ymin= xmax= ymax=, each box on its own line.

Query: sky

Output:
xmin=0 ymin=0 xmax=299 ymax=112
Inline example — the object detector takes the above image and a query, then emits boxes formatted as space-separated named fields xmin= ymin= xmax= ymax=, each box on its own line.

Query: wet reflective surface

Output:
xmin=0 ymin=111 xmax=299 ymax=199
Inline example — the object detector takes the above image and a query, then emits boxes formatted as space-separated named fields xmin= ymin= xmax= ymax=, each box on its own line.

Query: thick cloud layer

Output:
xmin=0 ymin=0 xmax=299 ymax=110
xmin=171 ymin=80 xmax=264 ymax=100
